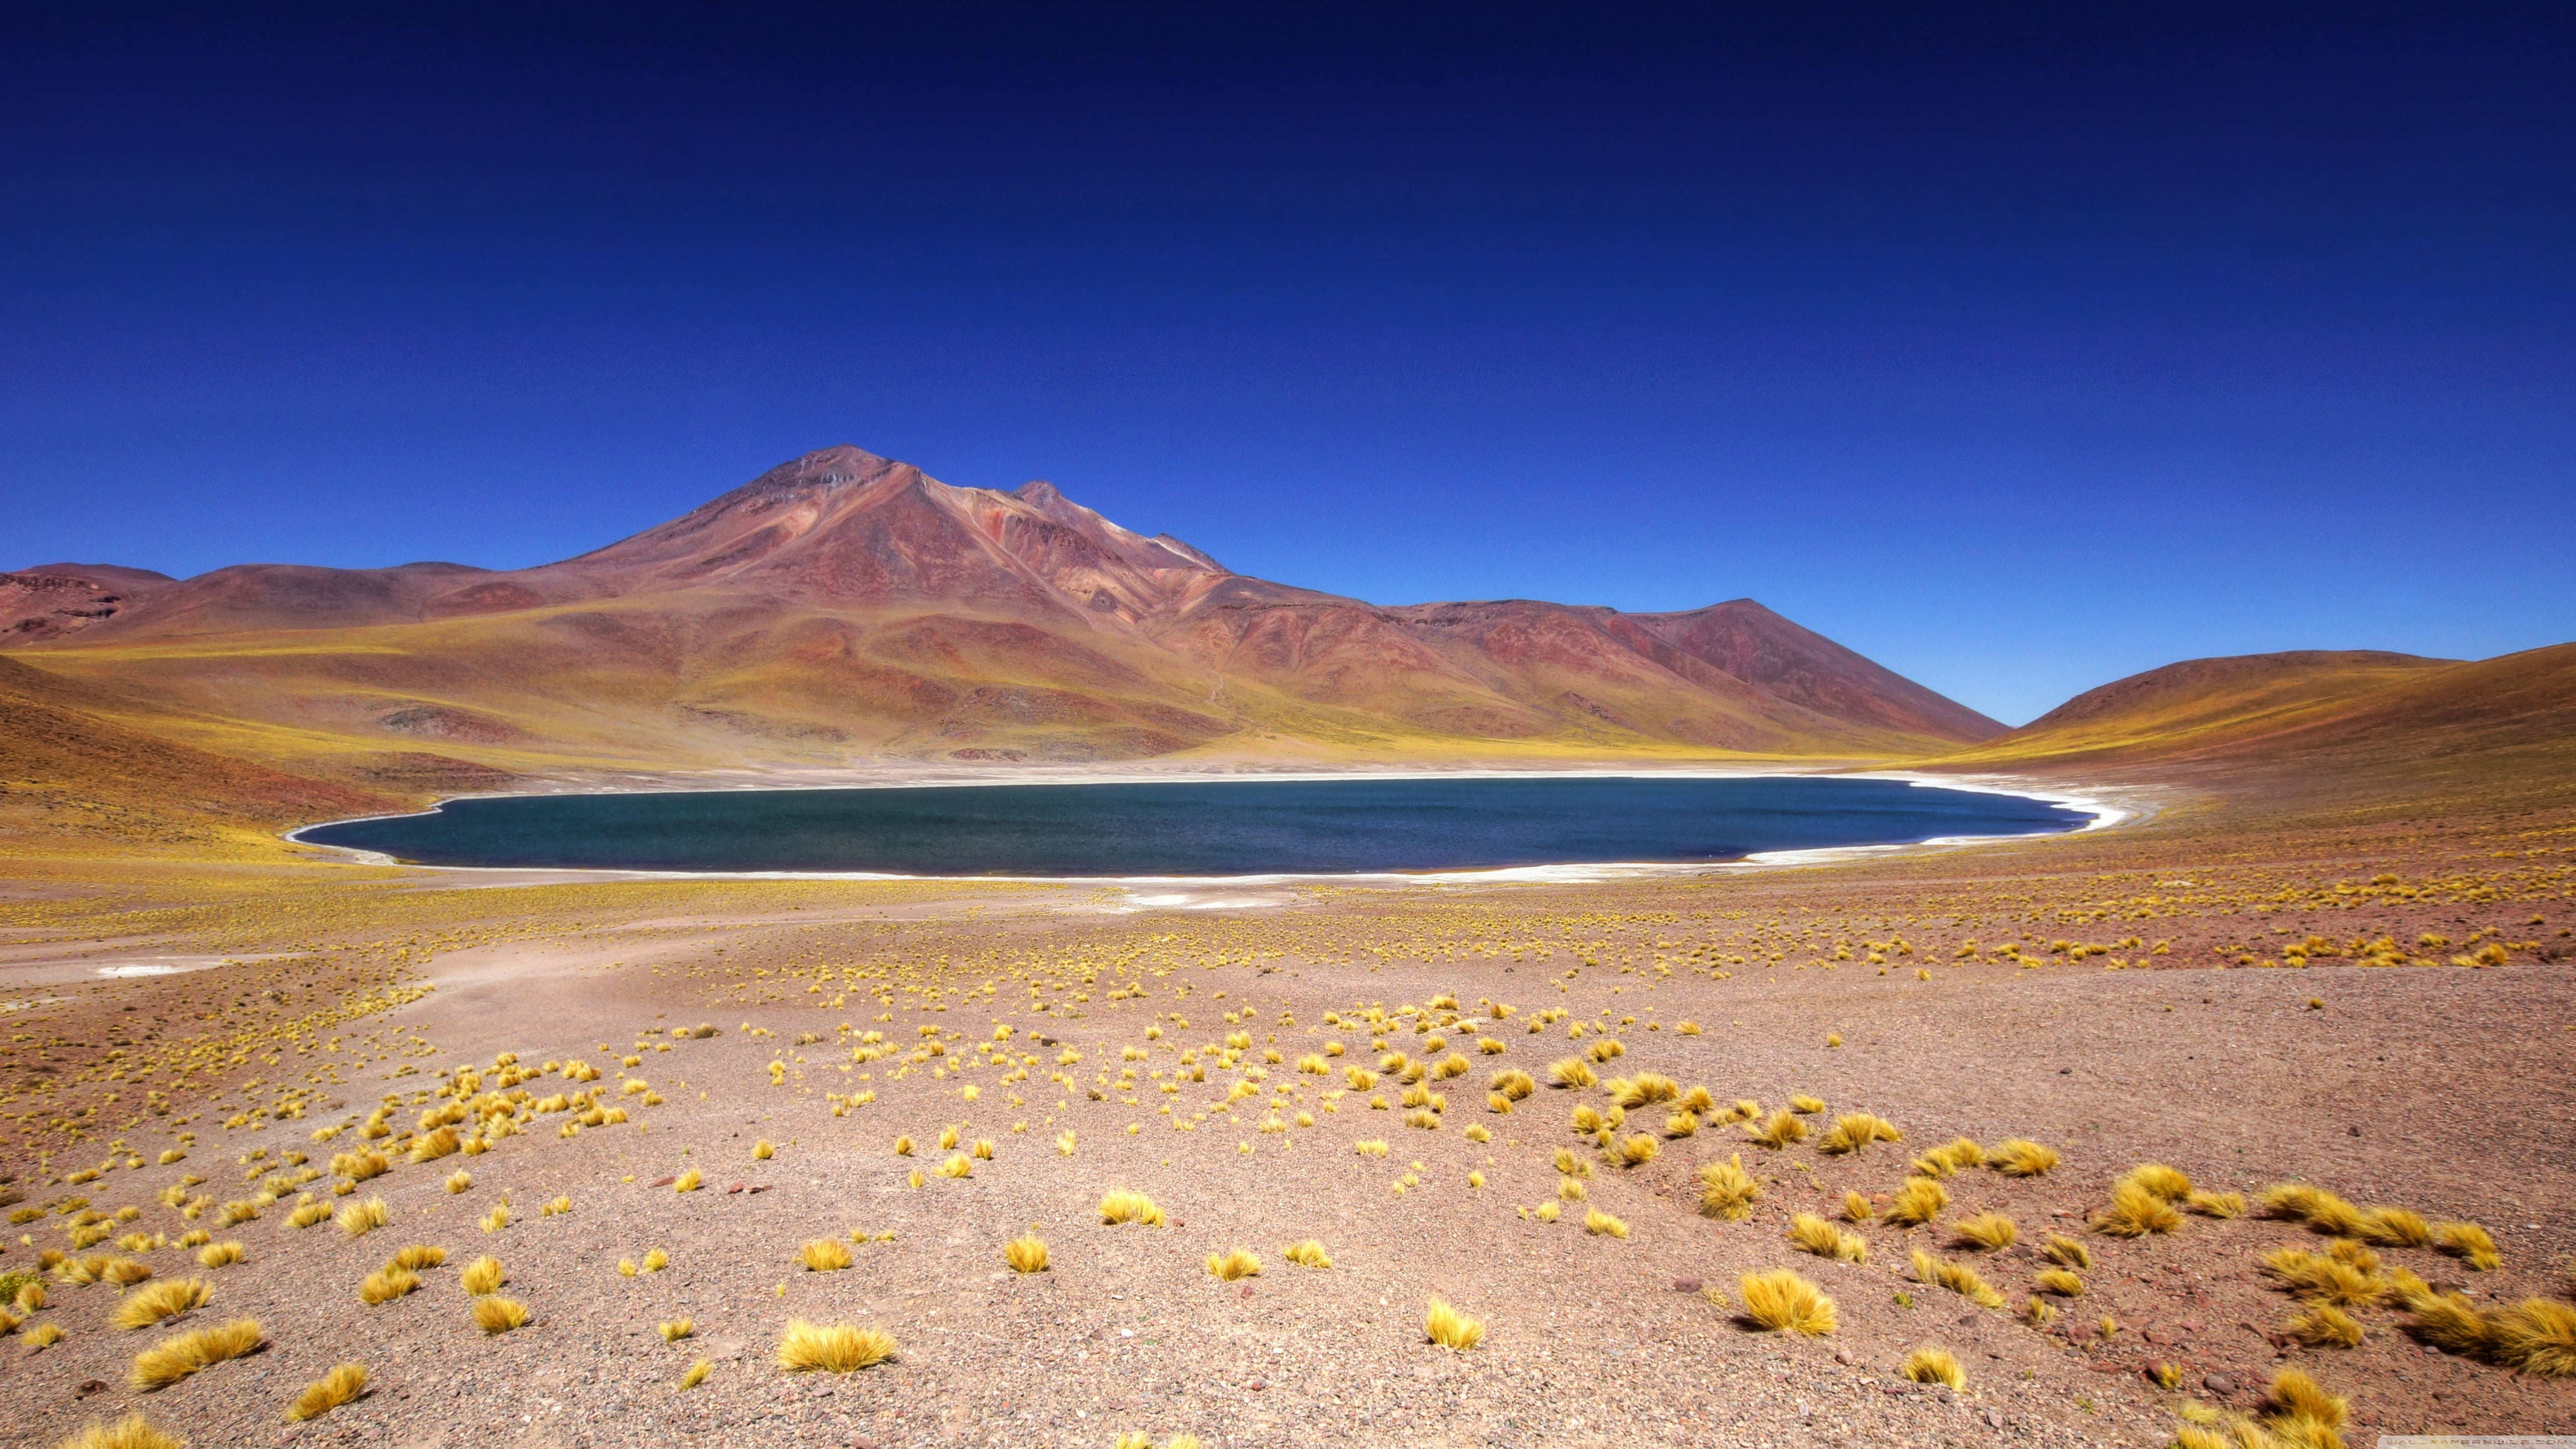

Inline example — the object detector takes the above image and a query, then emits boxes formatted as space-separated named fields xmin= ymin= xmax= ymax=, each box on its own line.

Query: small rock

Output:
xmin=1672 ymin=1277 xmax=1703 ymax=1294
xmin=1831 ymin=1346 xmax=1856 ymax=1366
xmin=2203 ymin=1374 xmax=2236 ymax=1395
xmin=2349 ymin=1125 xmax=2362 ymax=1137
xmin=647 ymin=1174 xmax=676 ymax=1187
xmin=1985 ymin=1408 xmax=2007 ymax=1429
xmin=74 ymin=1380 xmax=108 ymax=1399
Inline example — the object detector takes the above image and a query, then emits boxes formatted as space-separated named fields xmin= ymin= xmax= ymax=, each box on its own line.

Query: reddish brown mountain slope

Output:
xmin=5 ymin=445 xmax=2003 ymax=770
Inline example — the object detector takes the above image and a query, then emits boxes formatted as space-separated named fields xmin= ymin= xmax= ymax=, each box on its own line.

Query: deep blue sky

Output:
xmin=6 ymin=3 xmax=2572 ymax=723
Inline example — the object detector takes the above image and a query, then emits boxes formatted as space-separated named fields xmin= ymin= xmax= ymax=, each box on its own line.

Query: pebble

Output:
xmin=2204 ymin=1374 xmax=2237 ymax=1395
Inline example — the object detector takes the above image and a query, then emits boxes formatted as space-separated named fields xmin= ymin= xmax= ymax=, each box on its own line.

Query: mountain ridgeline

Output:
xmin=1 ymin=446 xmax=2005 ymax=773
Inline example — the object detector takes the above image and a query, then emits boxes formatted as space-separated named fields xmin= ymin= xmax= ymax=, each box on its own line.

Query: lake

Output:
xmin=293 ymin=775 xmax=2091 ymax=877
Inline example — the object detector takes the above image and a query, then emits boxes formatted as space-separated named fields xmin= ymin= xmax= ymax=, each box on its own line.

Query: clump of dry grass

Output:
xmin=1788 ymin=1213 xmax=1867 ymax=1263
xmin=1283 ymin=1240 xmax=1331 ymax=1268
xmin=460 ymin=1256 xmax=505 ymax=1295
xmin=1615 ymin=1134 xmax=1660 ymax=1167
xmin=1789 ymin=1094 xmax=1826 ymax=1114
xmin=2260 ymin=1182 xmax=2366 ymax=1238
xmin=1737 ymin=1270 xmax=1836 ymax=1335
xmin=285 ymin=1362 xmax=368 ymax=1422
xmin=1986 ymin=1139 xmax=2058 ymax=1176
xmin=1547 ymin=1058 xmax=1596 ymax=1089
xmin=357 ymin=1266 xmax=420 ymax=1305
xmin=2257 ymin=1369 xmax=2348 ymax=1448
xmin=287 ymin=1201 xmax=332 ymax=1229
xmin=2035 ymin=1268 xmax=2085 ymax=1297
xmin=2493 ymin=1299 xmax=2576 ymax=1378
xmin=2434 ymin=1221 xmax=2501 ymax=1271
xmin=1842 ymin=1191 xmax=1874 ymax=1223
xmin=1885 ymin=1177 xmax=1948 ymax=1227
xmin=472 ymin=1298 xmax=530 ymax=1335
xmin=2285 ymin=1304 xmax=2365 ymax=1348
xmin=1558 ymin=1176 xmax=1588 ymax=1202
xmin=1005 ymin=1236 xmax=1049 ymax=1273
xmin=2186 ymin=1190 xmax=2245 ymax=1219
xmin=1490 ymin=1069 xmax=1536 ymax=1102
xmin=113 ymin=1278 xmax=211 ymax=1331
xmin=799 ymin=1239 xmax=853 ymax=1272
xmin=1206 ymin=1249 xmax=1261 ymax=1280
xmin=659 ymin=1317 xmax=693 ymax=1342
xmin=1901 ymin=1347 xmax=1964 ymax=1389
xmin=2262 ymin=1248 xmax=2381 ymax=1307
xmin=1608 ymin=1072 xmax=1678 ymax=1108
xmin=1423 ymin=1297 xmax=1483 ymax=1350
xmin=1698 ymin=1155 xmax=1760 ymax=1220
xmin=25 ymin=1322 xmax=65 ymax=1348
xmin=2123 ymin=1163 xmax=2192 ymax=1200
xmin=2040 ymin=1233 xmax=2090 ymax=1267
xmin=1099 ymin=1190 xmax=1167 ymax=1227
xmin=777 ymin=1321 xmax=896 ymax=1372
xmin=2406 ymin=1291 xmax=2493 ymax=1356
xmin=1952 ymin=1213 xmax=2017 ymax=1251
xmin=1910 ymin=1138 xmax=1985 ymax=1178
xmin=128 ymin=1317 xmax=263 ymax=1390
xmin=2355 ymin=1206 xmax=2431 ymax=1246
xmin=1910 ymin=1249 xmax=2005 ymax=1309
xmin=2091 ymin=1179 xmax=2183 ymax=1238
xmin=195 ymin=1242 xmax=243 ymax=1269
xmin=679 ymin=1358 xmax=713 ymax=1390
xmin=1818 ymin=1113 xmax=1901 ymax=1156
xmin=935 ymin=1153 xmax=974 ymax=1179
xmin=1747 ymin=1110 xmax=1808 ymax=1149
xmin=104 ymin=1259 xmax=153 ymax=1287
xmin=336 ymin=1198 xmax=387 ymax=1239
xmin=674 ymin=1168 xmax=702 ymax=1192
xmin=390 ymin=1244 xmax=445 ymax=1271
xmin=1583 ymin=1208 xmax=1629 ymax=1239
xmin=54 ymin=1414 xmax=186 ymax=1448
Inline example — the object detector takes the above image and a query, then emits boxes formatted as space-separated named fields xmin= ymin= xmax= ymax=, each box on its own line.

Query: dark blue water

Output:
xmin=296 ymin=776 xmax=2088 ymax=876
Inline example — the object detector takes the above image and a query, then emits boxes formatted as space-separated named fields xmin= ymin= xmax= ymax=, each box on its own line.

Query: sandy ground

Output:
xmin=1 ymin=774 xmax=2571 ymax=1449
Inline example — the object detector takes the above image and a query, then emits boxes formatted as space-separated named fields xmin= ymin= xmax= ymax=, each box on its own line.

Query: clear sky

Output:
xmin=6 ymin=4 xmax=2572 ymax=723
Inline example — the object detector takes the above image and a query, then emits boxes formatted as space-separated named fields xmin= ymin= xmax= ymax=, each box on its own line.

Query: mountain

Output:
xmin=1933 ymin=645 xmax=2576 ymax=803
xmin=2 ymin=445 xmax=2003 ymax=781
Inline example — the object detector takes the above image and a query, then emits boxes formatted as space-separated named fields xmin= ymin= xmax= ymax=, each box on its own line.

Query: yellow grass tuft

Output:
xmin=2021 ymin=1296 xmax=2057 ymax=1327
xmin=935 ymin=1153 xmax=974 ymax=1179
xmin=460 ymin=1256 xmax=505 ymax=1295
xmin=1910 ymin=1249 xmax=2005 ymax=1309
xmin=2493 ymin=1298 xmax=2576 ymax=1378
xmin=104 ymin=1258 xmax=154 ymax=1286
xmin=129 ymin=1317 xmax=263 ymax=1390
xmin=2262 ymin=1248 xmax=2381 ymax=1307
xmin=1789 ymin=1094 xmax=1825 ymax=1114
xmin=1698 ymin=1155 xmax=1760 ymax=1220
xmin=54 ymin=1414 xmax=185 ymax=1449
xmin=799 ymin=1239 xmax=853 ymax=1272
xmin=1901 ymin=1346 xmax=1964 ymax=1390
xmin=1842 ymin=1191 xmax=1874 ymax=1223
xmin=1886 ymin=1176 xmax=1949 ymax=1227
xmin=1951 ymin=1213 xmax=2017 ymax=1251
xmin=445 ymin=1170 xmax=472 ymax=1194
xmin=679 ymin=1358 xmax=713 ymax=1390
xmin=1911 ymin=1138 xmax=1985 ymax=1178
xmin=1057 ymin=1132 xmax=1078 ymax=1156
xmin=336 ymin=1198 xmax=387 ymax=1238
xmin=753 ymin=1140 xmax=774 ymax=1160
xmin=391 ymin=1244 xmax=446 ymax=1270
xmin=777 ymin=1320 xmax=897 ymax=1372
xmin=113 ymin=1278 xmax=211 ymax=1331
xmin=1663 ymin=1110 xmax=1700 ymax=1138
xmin=1423 ymin=1297 xmax=1484 ymax=1350
xmin=1490 ymin=1069 xmax=1536 ymax=1101
xmin=2121 ymin=1163 xmax=2192 ymax=1201
xmin=2040 ymin=1233 xmax=2091 ymax=1267
xmin=1788 ymin=1213 xmax=1866 ymax=1262
xmin=357 ymin=1266 xmax=419 ymax=1305
xmin=660 ymin=1317 xmax=693 ymax=1341
xmin=2186 ymin=1190 xmax=2246 ymax=1219
xmin=1818 ymin=1113 xmax=1901 ymax=1155
xmin=472 ymin=1297 xmax=530 ymax=1335
xmin=285 ymin=1362 xmax=368 ymax=1422
xmin=674 ymin=1168 xmax=702 ymax=1192
xmin=1099 ymin=1190 xmax=1167 ymax=1227
xmin=288 ymin=1201 xmax=332 ymax=1229
xmin=1747 ymin=1110 xmax=1808 ymax=1149
xmin=2259 ymin=1368 xmax=2348 ymax=1445
xmin=1283 ymin=1240 xmax=1332 ymax=1268
xmin=2035 ymin=1268 xmax=2085 ymax=1297
xmin=1986 ymin=1139 xmax=2059 ymax=1176
xmin=2285 ymin=1304 xmax=2365 ymax=1348
xmin=1547 ymin=1058 xmax=1596 ymax=1089
xmin=1616 ymin=1134 xmax=1660 ymax=1167
xmin=1005 ymin=1236 xmax=1049 ymax=1273
xmin=1738 ymin=1270 xmax=1836 ymax=1335
xmin=2091 ymin=1179 xmax=2183 ymax=1238
xmin=2434 ymin=1221 xmax=2500 ymax=1271
xmin=1583 ymin=1208 xmax=1629 ymax=1239
xmin=2407 ymin=1291 xmax=2493 ymax=1356
xmin=1206 ymin=1249 xmax=1261 ymax=1280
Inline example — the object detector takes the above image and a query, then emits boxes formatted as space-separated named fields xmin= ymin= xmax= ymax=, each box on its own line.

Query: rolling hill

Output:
xmin=2 ymin=445 xmax=2003 ymax=784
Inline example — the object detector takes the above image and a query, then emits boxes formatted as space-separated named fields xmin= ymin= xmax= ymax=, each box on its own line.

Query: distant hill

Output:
xmin=1936 ymin=645 xmax=2576 ymax=799
xmin=2 ymin=445 xmax=2002 ymax=774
